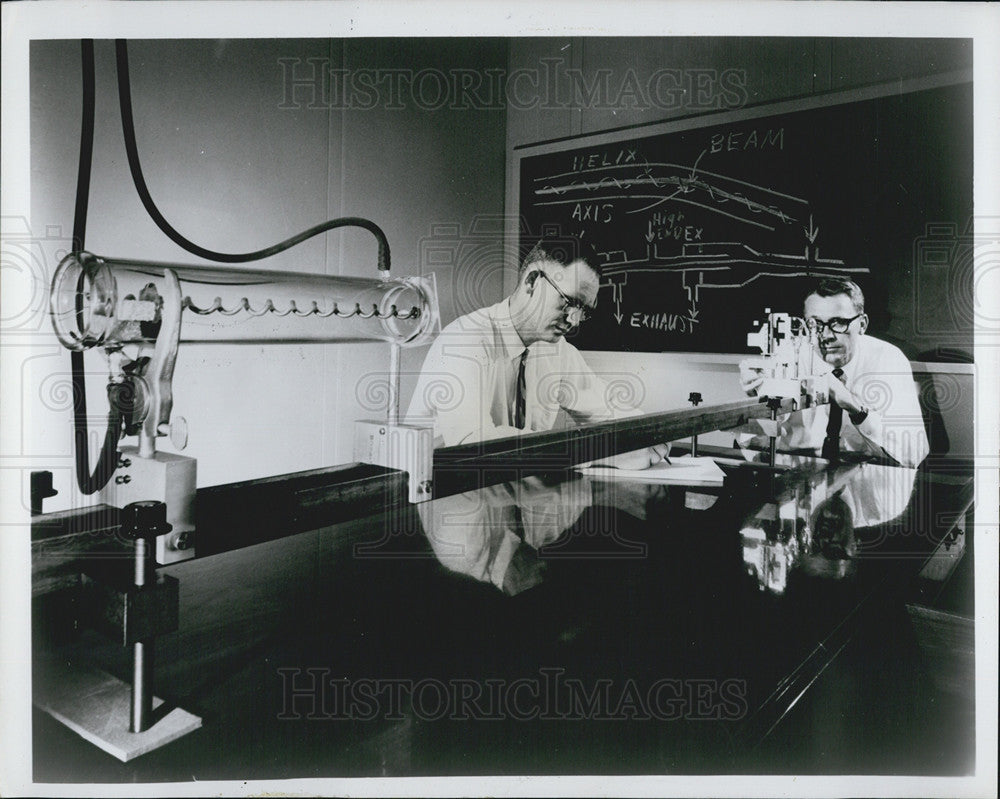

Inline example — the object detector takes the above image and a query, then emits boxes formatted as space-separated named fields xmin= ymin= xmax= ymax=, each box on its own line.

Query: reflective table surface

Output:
xmin=33 ymin=454 xmax=974 ymax=781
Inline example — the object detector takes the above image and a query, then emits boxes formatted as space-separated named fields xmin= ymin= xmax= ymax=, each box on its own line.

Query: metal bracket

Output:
xmin=80 ymin=571 xmax=179 ymax=646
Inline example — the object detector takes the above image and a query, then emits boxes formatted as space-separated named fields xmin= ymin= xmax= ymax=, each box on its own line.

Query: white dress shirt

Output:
xmin=406 ymin=299 xmax=634 ymax=447
xmin=740 ymin=335 xmax=929 ymax=467
xmin=418 ymin=477 xmax=592 ymax=592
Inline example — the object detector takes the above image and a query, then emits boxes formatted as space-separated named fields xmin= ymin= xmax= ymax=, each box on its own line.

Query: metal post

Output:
xmin=131 ymin=640 xmax=153 ymax=733
xmin=131 ymin=535 xmax=152 ymax=733
xmin=121 ymin=500 xmax=171 ymax=734
xmin=688 ymin=393 xmax=703 ymax=456
xmin=388 ymin=342 xmax=401 ymax=426
xmin=767 ymin=397 xmax=782 ymax=467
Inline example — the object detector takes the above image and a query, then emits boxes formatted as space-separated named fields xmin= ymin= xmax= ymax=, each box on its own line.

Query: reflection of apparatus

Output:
xmin=741 ymin=487 xmax=856 ymax=594
xmin=745 ymin=309 xmax=824 ymax=404
xmin=740 ymin=487 xmax=811 ymax=596
xmin=739 ymin=460 xmax=917 ymax=594
xmin=49 ymin=251 xmax=440 ymax=563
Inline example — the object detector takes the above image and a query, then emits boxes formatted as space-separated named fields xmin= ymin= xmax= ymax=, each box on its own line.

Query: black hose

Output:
xmin=71 ymin=41 xmax=95 ymax=254
xmin=114 ymin=39 xmax=390 ymax=271
xmin=68 ymin=40 xmax=391 ymax=495
xmin=79 ymin=386 xmax=125 ymax=494
xmin=72 ymin=40 xmax=123 ymax=495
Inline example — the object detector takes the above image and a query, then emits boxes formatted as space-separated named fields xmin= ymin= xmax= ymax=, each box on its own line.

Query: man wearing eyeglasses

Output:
xmin=738 ymin=278 xmax=928 ymax=467
xmin=407 ymin=234 xmax=669 ymax=468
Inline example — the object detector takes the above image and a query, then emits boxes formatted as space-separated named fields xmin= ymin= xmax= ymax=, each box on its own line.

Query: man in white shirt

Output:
xmin=407 ymin=235 xmax=668 ymax=468
xmin=739 ymin=279 xmax=929 ymax=468
xmin=421 ymin=474 xmax=668 ymax=595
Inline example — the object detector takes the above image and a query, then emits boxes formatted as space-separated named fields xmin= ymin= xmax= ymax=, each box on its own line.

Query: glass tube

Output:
xmin=49 ymin=252 xmax=438 ymax=350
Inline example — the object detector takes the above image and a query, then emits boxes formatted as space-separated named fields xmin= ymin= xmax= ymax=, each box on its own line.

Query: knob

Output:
xmin=120 ymin=500 xmax=173 ymax=540
xmin=115 ymin=474 xmax=132 ymax=485
xmin=158 ymin=416 xmax=189 ymax=450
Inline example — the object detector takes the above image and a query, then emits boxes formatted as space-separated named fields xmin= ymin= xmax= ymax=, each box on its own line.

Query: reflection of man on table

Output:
xmin=739 ymin=279 xmax=929 ymax=468
xmin=420 ymin=475 xmax=668 ymax=595
xmin=407 ymin=234 xmax=668 ymax=469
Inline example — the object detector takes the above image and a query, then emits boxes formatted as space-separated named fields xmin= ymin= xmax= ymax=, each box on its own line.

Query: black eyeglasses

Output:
xmin=807 ymin=314 xmax=863 ymax=334
xmin=537 ymin=270 xmax=594 ymax=324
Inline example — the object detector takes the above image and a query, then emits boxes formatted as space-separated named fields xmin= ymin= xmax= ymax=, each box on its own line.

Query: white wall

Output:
xmin=27 ymin=38 xmax=507 ymax=511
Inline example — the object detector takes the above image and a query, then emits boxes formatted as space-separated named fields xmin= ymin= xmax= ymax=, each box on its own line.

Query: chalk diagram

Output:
xmin=532 ymin=154 xmax=868 ymax=324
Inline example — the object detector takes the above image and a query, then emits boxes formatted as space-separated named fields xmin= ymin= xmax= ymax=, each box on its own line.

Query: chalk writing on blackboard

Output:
xmin=518 ymin=82 xmax=972 ymax=357
xmin=531 ymin=141 xmax=865 ymax=331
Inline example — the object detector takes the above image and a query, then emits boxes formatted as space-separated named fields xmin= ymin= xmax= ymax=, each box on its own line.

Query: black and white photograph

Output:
xmin=2 ymin=2 xmax=998 ymax=797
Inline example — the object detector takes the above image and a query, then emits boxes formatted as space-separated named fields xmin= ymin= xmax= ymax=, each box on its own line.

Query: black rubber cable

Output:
xmin=114 ymin=39 xmax=390 ymax=270
xmin=71 ymin=41 xmax=94 ymax=255
xmin=72 ymin=39 xmax=124 ymax=495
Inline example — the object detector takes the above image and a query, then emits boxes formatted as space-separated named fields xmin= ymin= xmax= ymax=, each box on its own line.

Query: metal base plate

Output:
xmin=34 ymin=661 xmax=201 ymax=762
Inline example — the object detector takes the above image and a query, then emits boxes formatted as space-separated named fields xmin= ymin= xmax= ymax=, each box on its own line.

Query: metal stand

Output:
xmin=34 ymin=499 xmax=202 ymax=761
xmin=122 ymin=502 xmax=169 ymax=732
xmin=688 ymin=393 xmax=703 ymax=456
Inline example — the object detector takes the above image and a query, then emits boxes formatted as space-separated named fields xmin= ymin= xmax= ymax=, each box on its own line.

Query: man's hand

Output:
xmin=501 ymin=542 xmax=547 ymax=596
xmin=589 ymin=443 xmax=670 ymax=471
xmin=823 ymin=371 xmax=865 ymax=416
xmin=649 ymin=442 xmax=671 ymax=463
xmin=739 ymin=360 xmax=764 ymax=396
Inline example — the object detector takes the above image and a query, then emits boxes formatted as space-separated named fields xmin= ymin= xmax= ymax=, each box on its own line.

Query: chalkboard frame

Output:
xmin=506 ymin=69 xmax=974 ymax=361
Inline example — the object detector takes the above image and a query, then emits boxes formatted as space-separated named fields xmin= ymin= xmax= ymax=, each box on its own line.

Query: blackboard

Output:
xmin=517 ymin=81 xmax=973 ymax=361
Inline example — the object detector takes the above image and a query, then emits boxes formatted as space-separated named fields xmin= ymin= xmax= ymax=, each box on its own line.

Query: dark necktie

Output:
xmin=821 ymin=368 xmax=845 ymax=461
xmin=514 ymin=349 xmax=528 ymax=429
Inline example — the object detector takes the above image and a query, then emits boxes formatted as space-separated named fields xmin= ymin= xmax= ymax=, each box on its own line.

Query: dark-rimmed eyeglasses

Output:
xmin=807 ymin=314 xmax=863 ymax=335
xmin=537 ymin=270 xmax=594 ymax=324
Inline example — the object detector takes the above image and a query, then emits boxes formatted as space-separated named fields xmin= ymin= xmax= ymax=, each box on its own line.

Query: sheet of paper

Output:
xmin=576 ymin=456 xmax=726 ymax=485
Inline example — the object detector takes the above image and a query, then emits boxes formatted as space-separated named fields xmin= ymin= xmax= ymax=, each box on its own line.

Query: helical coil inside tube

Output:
xmin=49 ymin=252 xmax=439 ymax=349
